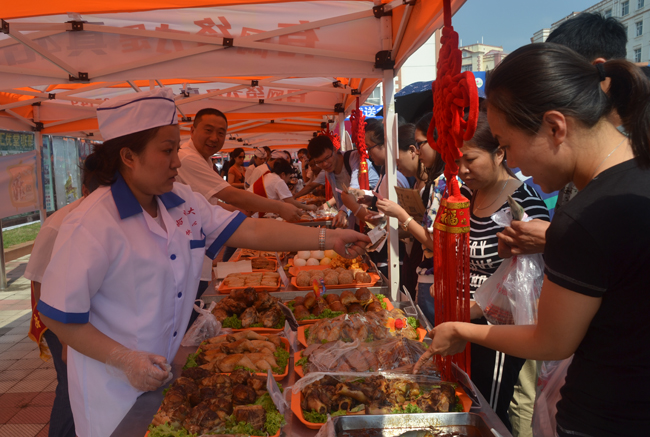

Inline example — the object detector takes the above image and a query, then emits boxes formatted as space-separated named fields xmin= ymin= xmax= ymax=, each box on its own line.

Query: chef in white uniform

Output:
xmin=37 ymin=88 xmax=369 ymax=437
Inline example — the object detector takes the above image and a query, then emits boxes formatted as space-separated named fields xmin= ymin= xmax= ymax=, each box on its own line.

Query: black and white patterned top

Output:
xmin=461 ymin=182 xmax=550 ymax=296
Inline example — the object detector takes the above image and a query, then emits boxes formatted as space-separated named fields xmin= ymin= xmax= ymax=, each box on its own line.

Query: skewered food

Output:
xmin=298 ymin=374 xmax=459 ymax=422
xmin=150 ymin=369 xmax=285 ymax=436
xmin=211 ymin=289 xmax=286 ymax=329
xmin=297 ymin=337 xmax=439 ymax=375
xmin=192 ymin=333 xmax=289 ymax=375
xmin=303 ymin=309 xmax=418 ymax=344
xmin=286 ymin=290 xmax=387 ymax=322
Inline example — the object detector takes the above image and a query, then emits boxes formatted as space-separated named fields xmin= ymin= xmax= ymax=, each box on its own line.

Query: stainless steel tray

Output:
xmin=333 ymin=412 xmax=500 ymax=437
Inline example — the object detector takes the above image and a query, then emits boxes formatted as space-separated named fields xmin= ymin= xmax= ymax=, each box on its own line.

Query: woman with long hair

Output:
xmin=227 ymin=147 xmax=246 ymax=189
xmin=415 ymin=43 xmax=650 ymax=435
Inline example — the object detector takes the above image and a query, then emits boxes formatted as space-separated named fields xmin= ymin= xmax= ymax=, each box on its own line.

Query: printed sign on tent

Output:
xmin=0 ymin=151 xmax=39 ymax=219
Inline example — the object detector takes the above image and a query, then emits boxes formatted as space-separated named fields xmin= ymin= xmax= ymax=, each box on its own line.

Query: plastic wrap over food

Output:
xmin=301 ymin=337 xmax=439 ymax=376
xmin=305 ymin=310 xmax=418 ymax=345
xmin=292 ymin=372 xmax=460 ymax=416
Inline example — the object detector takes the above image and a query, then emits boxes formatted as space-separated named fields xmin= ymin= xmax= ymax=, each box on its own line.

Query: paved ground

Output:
xmin=0 ymin=255 xmax=54 ymax=437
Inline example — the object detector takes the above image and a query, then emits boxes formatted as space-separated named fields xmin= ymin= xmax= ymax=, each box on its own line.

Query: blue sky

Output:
xmin=452 ymin=0 xmax=599 ymax=52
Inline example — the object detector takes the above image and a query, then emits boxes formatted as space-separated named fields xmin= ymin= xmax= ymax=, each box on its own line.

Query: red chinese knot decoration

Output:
xmin=428 ymin=0 xmax=479 ymax=381
xmin=350 ymin=97 xmax=369 ymax=191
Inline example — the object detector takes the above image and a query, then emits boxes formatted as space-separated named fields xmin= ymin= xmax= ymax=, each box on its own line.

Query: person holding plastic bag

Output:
xmin=415 ymin=44 xmax=650 ymax=436
xmin=37 ymin=88 xmax=370 ymax=437
xmin=454 ymin=111 xmax=549 ymax=431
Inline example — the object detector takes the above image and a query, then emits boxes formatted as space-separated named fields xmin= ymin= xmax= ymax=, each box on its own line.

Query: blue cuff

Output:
xmin=37 ymin=300 xmax=89 ymax=324
xmin=206 ymin=212 xmax=247 ymax=259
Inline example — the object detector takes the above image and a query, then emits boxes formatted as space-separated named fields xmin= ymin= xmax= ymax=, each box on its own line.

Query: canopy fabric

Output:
xmin=0 ymin=0 xmax=466 ymax=144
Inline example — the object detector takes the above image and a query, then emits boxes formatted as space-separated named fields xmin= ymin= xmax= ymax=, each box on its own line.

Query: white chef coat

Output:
xmin=246 ymin=172 xmax=293 ymax=201
xmin=24 ymin=198 xmax=84 ymax=283
xmin=176 ymin=139 xmax=231 ymax=280
xmin=38 ymin=173 xmax=246 ymax=437
xmin=248 ymin=162 xmax=270 ymax=188
xmin=244 ymin=163 xmax=259 ymax=188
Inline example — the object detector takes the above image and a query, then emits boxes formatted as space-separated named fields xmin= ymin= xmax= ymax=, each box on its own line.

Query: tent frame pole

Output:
xmin=379 ymin=2 xmax=400 ymax=301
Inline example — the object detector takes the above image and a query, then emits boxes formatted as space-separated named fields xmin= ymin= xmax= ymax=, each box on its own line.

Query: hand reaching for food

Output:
xmin=329 ymin=229 xmax=371 ymax=259
xmin=413 ymin=322 xmax=468 ymax=374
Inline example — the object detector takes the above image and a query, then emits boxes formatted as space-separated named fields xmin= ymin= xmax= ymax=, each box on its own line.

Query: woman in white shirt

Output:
xmin=37 ymin=89 xmax=369 ymax=437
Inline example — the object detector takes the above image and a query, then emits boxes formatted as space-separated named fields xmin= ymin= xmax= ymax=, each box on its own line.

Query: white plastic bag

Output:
xmin=532 ymin=357 xmax=572 ymax=437
xmin=181 ymin=300 xmax=220 ymax=347
xmin=474 ymin=209 xmax=545 ymax=325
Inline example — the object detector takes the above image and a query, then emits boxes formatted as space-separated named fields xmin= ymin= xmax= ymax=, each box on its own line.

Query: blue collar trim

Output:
xmin=111 ymin=172 xmax=185 ymax=220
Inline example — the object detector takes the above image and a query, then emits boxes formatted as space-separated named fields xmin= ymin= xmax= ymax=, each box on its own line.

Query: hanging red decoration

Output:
xmin=318 ymin=127 xmax=340 ymax=201
xmin=428 ymin=0 xmax=479 ymax=381
xmin=350 ymin=97 xmax=369 ymax=191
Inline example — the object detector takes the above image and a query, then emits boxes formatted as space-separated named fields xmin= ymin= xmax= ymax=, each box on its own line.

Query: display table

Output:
xmin=112 ymin=253 xmax=510 ymax=437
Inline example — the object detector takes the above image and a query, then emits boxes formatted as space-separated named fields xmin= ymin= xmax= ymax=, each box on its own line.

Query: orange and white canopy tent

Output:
xmin=0 ymin=0 xmax=466 ymax=143
xmin=0 ymin=0 xmax=467 ymax=294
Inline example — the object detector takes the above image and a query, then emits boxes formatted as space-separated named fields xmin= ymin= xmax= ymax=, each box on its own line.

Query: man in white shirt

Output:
xmin=176 ymin=108 xmax=302 ymax=323
xmin=247 ymin=149 xmax=287 ymax=188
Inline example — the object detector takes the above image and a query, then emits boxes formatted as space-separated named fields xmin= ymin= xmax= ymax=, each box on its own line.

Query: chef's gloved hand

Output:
xmin=106 ymin=348 xmax=172 ymax=392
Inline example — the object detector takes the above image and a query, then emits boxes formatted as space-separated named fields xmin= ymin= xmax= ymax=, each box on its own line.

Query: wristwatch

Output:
xmin=400 ymin=216 xmax=414 ymax=231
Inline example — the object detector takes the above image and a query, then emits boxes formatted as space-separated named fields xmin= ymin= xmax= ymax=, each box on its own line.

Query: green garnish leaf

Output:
xmin=407 ymin=316 xmax=420 ymax=330
xmin=304 ymin=328 xmax=310 ymax=339
xmin=183 ymin=349 xmax=202 ymax=369
xmin=285 ymin=301 xmax=295 ymax=311
xmin=297 ymin=309 xmax=343 ymax=320
xmin=376 ymin=294 xmax=388 ymax=309
xmin=331 ymin=410 xmax=347 ymax=417
xmin=272 ymin=345 xmax=290 ymax=374
xmin=147 ymin=423 xmax=197 ymax=437
xmin=222 ymin=314 xmax=243 ymax=329
xmin=296 ymin=356 xmax=309 ymax=367
xmin=303 ymin=410 xmax=328 ymax=423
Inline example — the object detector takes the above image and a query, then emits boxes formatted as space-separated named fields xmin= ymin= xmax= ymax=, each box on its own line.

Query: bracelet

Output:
xmin=325 ymin=201 xmax=331 ymax=209
xmin=318 ymin=227 xmax=326 ymax=251
xmin=353 ymin=204 xmax=363 ymax=217
xmin=400 ymin=216 xmax=414 ymax=231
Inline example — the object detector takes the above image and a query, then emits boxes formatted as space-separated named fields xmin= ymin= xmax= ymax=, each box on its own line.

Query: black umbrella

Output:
xmin=376 ymin=80 xmax=433 ymax=123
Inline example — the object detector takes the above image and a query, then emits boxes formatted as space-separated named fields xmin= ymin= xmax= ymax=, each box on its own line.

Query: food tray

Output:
xmin=145 ymin=410 xmax=282 ymax=437
xmin=297 ymin=325 xmax=428 ymax=347
xmin=291 ymin=273 xmax=380 ymax=291
xmin=231 ymin=327 xmax=284 ymax=333
xmin=291 ymin=388 xmax=472 ymax=430
xmin=198 ymin=336 xmax=290 ymax=381
xmin=235 ymin=249 xmax=278 ymax=260
xmin=332 ymin=412 xmax=491 ymax=437
xmin=287 ymin=262 xmax=369 ymax=274
xmin=217 ymin=273 xmax=282 ymax=294
xmin=295 ymin=298 xmax=393 ymax=326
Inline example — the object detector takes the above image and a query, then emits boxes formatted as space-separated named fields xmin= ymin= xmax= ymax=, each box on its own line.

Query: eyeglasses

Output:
xmin=415 ymin=140 xmax=428 ymax=149
xmin=312 ymin=152 xmax=334 ymax=166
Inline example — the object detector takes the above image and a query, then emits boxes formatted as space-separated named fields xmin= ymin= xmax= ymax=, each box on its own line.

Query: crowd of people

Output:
xmin=22 ymin=10 xmax=649 ymax=437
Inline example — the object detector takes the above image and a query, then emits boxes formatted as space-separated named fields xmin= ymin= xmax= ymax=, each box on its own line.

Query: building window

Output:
xmin=461 ymin=64 xmax=472 ymax=72
xmin=623 ymin=1 xmax=630 ymax=16
xmin=637 ymin=21 xmax=643 ymax=36
xmin=625 ymin=25 xmax=629 ymax=37
xmin=605 ymin=8 xmax=612 ymax=18
xmin=639 ymin=0 xmax=645 ymax=9
xmin=634 ymin=47 xmax=642 ymax=62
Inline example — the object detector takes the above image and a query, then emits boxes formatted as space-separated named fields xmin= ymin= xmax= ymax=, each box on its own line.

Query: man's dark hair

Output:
xmin=263 ymin=146 xmax=272 ymax=156
xmin=271 ymin=158 xmax=294 ymax=176
xmin=193 ymin=108 xmax=228 ymax=127
xmin=297 ymin=148 xmax=309 ymax=158
xmin=546 ymin=12 xmax=627 ymax=61
xmin=307 ymin=135 xmax=334 ymax=159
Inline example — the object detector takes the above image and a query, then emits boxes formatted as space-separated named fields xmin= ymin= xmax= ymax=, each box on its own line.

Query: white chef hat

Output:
xmin=97 ymin=88 xmax=177 ymax=141
xmin=270 ymin=150 xmax=286 ymax=160
xmin=253 ymin=147 xmax=267 ymax=159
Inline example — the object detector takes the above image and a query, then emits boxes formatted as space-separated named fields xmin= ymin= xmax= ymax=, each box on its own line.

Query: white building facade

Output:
xmin=460 ymin=43 xmax=507 ymax=72
xmin=533 ymin=0 xmax=650 ymax=63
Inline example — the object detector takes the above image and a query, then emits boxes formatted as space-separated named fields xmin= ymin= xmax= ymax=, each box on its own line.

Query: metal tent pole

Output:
xmin=379 ymin=4 xmax=400 ymax=300
xmin=0 ymin=219 xmax=7 ymax=290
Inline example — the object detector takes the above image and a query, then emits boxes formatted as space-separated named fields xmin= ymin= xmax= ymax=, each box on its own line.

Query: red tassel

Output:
xmin=350 ymin=97 xmax=370 ymax=190
xmin=428 ymin=0 xmax=479 ymax=380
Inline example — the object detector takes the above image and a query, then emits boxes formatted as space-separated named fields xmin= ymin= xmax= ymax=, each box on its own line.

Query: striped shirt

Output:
xmin=461 ymin=183 xmax=550 ymax=296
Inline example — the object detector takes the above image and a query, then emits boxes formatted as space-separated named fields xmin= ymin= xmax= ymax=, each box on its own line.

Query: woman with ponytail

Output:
xmin=415 ymin=43 xmax=650 ymax=436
